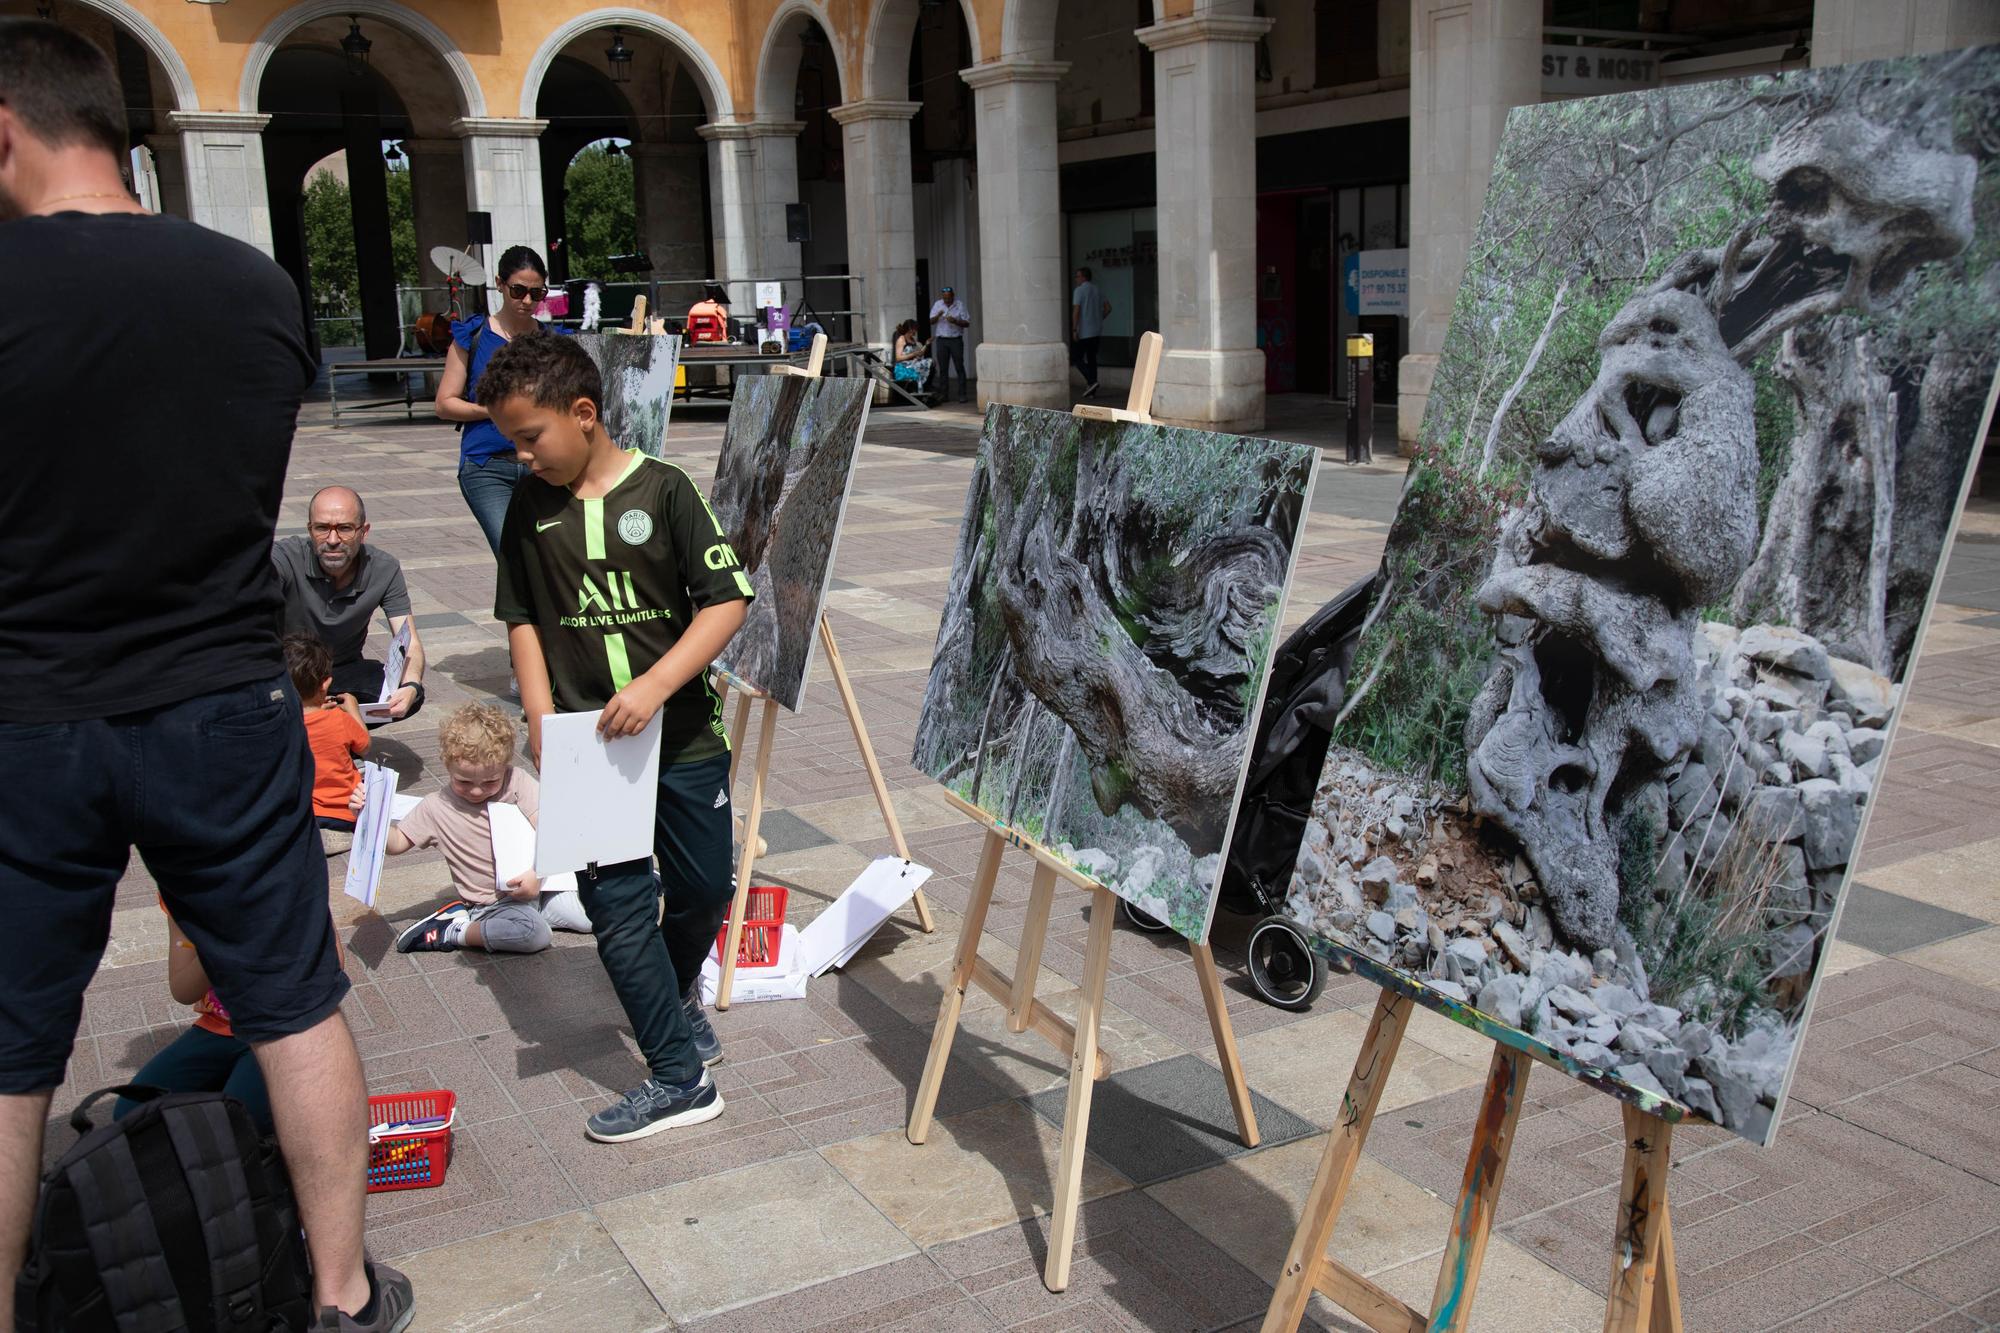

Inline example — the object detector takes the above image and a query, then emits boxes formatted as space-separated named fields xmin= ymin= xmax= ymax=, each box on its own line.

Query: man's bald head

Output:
xmin=307 ymin=486 xmax=368 ymax=582
xmin=309 ymin=486 xmax=365 ymax=527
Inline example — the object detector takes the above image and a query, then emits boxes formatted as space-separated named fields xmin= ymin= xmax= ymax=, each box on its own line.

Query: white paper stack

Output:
xmin=699 ymin=924 xmax=807 ymax=1004
xmin=343 ymin=761 xmax=398 ymax=907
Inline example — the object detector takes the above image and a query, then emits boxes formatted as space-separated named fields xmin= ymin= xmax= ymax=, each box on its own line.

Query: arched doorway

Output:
xmin=0 ymin=0 xmax=194 ymax=214
xmin=755 ymin=6 xmax=846 ymax=332
xmin=255 ymin=12 xmax=472 ymax=362
xmin=528 ymin=18 xmax=719 ymax=322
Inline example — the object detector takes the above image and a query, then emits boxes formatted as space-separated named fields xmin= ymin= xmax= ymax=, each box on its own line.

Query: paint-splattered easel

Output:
xmin=709 ymin=333 xmax=936 ymax=1009
xmin=1260 ymin=963 xmax=1683 ymax=1332
xmin=905 ymin=333 xmax=1263 ymax=1293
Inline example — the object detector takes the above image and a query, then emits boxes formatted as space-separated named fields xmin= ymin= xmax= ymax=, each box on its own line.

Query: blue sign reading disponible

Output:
xmin=1342 ymin=248 xmax=1409 ymax=317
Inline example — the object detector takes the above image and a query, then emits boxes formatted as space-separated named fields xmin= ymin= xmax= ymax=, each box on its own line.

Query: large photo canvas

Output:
xmin=708 ymin=374 xmax=870 ymax=710
xmin=915 ymin=406 xmax=1317 ymax=939
xmin=579 ymin=332 xmax=681 ymax=458
xmin=1287 ymin=49 xmax=2000 ymax=1143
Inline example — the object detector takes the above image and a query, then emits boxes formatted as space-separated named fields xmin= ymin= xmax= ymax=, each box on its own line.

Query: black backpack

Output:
xmin=16 ymin=1084 xmax=314 ymax=1333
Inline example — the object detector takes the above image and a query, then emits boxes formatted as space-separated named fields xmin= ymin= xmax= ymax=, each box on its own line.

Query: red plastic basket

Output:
xmin=366 ymin=1090 xmax=456 ymax=1194
xmin=716 ymin=885 xmax=788 ymax=970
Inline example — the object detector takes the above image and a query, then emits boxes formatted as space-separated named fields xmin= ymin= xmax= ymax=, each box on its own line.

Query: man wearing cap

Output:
xmin=928 ymin=284 xmax=971 ymax=403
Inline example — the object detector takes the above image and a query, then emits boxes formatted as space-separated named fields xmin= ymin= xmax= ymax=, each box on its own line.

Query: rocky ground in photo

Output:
xmin=1289 ymin=622 xmax=1896 ymax=1141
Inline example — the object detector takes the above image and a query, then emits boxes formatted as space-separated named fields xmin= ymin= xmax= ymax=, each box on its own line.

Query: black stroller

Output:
xmin=1122 ymin=572 xmax=1382 ymax=1011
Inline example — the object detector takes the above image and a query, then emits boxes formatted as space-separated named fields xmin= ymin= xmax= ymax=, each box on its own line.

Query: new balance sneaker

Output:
xmin=311 ymin=1258 xmax=414 ymax=1332
xmin=396 ymin=901 xmax=470 ymax=953
xmin=585 ymin=1072 xmax=724 ymax=1143
xmin=682 ymin=985 xmax=723 ymax=1067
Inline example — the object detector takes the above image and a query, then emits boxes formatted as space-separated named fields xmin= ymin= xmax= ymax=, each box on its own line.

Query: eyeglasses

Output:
xmin=507 ymin=284 xmax=549 ymax=302
xmin=310 ymin=522 xmax=362 ymax=539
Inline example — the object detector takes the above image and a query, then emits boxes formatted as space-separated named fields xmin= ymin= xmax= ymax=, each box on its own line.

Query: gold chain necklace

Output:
xmin=39 ymin=191 xmax=132 ymax=209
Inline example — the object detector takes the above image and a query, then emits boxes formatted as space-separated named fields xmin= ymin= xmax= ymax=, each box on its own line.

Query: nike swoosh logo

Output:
xmin=536 ymin=519 xmax=563 ymax=532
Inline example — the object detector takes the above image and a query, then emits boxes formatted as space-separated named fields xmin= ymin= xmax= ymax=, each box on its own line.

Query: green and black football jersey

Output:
xmin=495 ymin=450 xmax=753 ymax=763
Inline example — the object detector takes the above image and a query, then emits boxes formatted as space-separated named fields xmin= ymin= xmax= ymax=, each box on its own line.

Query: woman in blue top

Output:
xmin=434 ymin=245 xmax=572 ymax=551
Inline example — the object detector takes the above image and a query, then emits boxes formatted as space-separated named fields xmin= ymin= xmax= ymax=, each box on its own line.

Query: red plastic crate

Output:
xmin=717 ymin=885 xmax=788 ymax=970
xmin=366 ymin=1090 xmax=456 ymax=1193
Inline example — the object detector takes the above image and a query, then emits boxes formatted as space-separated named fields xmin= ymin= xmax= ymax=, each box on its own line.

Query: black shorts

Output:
xmin=0 ymin=675 xmax=351 ymax=1093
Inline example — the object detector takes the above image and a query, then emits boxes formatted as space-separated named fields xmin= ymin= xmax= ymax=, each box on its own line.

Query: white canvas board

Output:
xmin=488 ymin=800 xmax=577 ymax=897
xmin=533 ymin=709 xmax=662 ymax=876
xmin=359 ymin=619 xmax=412 ymax=722
xmin=342 ymin=761 xmax=398 ymax=908
xmin=796 ymin=856 xmax=933 ymax=976
xmin=699 ymin=923 xmax=807 ymax=1004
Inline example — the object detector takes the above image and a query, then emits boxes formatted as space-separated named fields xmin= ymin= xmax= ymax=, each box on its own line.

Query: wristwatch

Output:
xmin=398 ymin=679 xmax=426 ymax=708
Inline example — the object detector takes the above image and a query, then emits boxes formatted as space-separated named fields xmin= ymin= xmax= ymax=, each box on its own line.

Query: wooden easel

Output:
xmin=905 ymin=332 xmax=1262 ymax=1293
xmin=710 ymin=332 xmax=935 ymax=1008
xmin=1261 ymin=983 xmax=1682 ymax=1332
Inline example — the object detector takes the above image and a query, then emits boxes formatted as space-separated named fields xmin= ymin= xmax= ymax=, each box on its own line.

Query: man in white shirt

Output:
xmin=928 ymin=285 xmax=971 ymax=402
xmin=1071 ymin=266 xmax=1110 ymax=399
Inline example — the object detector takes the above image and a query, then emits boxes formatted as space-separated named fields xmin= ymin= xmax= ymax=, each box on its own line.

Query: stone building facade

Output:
xmin=43 ymin=0 xmax=1999 ymax=431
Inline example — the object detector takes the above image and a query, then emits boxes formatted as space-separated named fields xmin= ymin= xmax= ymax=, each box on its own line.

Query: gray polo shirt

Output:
xmin=271 ymin=535 xmax=411 ymax=665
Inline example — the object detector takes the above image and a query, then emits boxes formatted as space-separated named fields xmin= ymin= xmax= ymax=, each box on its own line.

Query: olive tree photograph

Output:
xmin=708 ymin=373 xmax=870 ymax=710
xmin=579 ymin=331 xmax=681 ymax=458
xmin=914 ymin=405 xmax=1317 ymax=939
xmin=1287 ymin=47 xmax=2000 ymax=1143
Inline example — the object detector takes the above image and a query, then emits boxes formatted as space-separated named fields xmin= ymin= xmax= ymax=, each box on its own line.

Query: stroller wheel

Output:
xmin=1246 ymin=915 xmax=1326 ymax=1011
xmin=1121 ymin=899 xmax=1172 ymax=933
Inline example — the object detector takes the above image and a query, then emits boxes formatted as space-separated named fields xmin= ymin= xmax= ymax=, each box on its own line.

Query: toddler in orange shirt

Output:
xmin=283 ymin=633 xmax=369 ymax=855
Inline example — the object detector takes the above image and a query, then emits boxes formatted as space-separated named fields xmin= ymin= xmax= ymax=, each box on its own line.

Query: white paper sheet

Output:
xmin=388 ymin=792 xmax=423 ymax=823
xmin=488 ymin=800 xmax=578 ymax=897
xmin=342 ymin=761 xmax=398 ymax=908
xmin=795 ymin=857 xmax=933 ymax=976
xmin=533 ymin=709 xmax=662 ymax=876
xmin=358 ymin=619 xmax=413 ymax=722
xmin=699 ymin=923 xmax=808 ymax=1004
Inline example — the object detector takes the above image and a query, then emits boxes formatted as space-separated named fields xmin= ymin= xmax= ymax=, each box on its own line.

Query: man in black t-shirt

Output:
xmin=0 ymin=21 xmax=408 ymax=1332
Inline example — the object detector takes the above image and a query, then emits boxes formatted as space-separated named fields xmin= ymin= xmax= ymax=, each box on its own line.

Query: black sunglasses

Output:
xmin=506 ymin=283 xmax=549 ymax=301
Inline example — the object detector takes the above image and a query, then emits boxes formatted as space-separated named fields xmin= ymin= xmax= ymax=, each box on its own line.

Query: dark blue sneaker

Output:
xmin=683 ymin=985 xmax=723 ymax=1067
xmin=585 ymin=1073 xmax=723 ymax=1143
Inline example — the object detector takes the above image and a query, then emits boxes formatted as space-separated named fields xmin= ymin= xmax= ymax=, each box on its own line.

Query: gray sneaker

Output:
xmin=683 ymin=985 xmax=723 ymax=1067
xmin=312 ymin=1259 xmax=414 ymax=1332
xmin=585 ymin=1073 xmax=724 ymax=1143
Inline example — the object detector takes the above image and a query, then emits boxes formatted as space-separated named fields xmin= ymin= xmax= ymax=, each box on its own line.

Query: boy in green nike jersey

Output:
xmin=480 ymin=333 xmax=749 ymax=1144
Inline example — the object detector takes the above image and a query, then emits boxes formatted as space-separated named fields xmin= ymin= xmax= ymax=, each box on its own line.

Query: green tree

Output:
xmin=563 ymin=142 xmax=638 ymax=281
xmin=300 ymin=157 xmax=420 ymax=345
xmin=302 ymin=167 xmax=359 ymax=342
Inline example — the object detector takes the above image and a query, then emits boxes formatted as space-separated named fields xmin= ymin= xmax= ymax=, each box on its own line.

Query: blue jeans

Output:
xmin=0 ymin=675 xmax=349 ymax=1093
xmin=116 ymin=1025 xmax=273 ymax=1136
xmin=575 ymin=752 xmax=735 ymax=1086
xmin=459 ymin=454 xmax=532 ymax=554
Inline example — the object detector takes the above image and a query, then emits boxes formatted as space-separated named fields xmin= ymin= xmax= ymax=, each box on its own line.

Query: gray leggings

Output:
xmin=469 ymin=891 xmax=593 ymax=953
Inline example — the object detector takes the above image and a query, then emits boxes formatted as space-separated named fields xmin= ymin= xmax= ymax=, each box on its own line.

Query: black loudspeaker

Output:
xmin=465 ymin=211 xmax=493 ymax=245
xmin=786 ymin=203 xmax=811 ymax=245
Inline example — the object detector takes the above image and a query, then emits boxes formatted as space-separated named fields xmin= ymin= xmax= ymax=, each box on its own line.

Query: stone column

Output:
xmin=455 ymin=117 xmax=548 ymax=312
xmin=698 ymin=121 xmax=805 ymax=309
xmin=169 ymin=111 xmax=274 ymax=257
xmin=960 ymin=60 xmax=1069 ymax=410
xmin=629 ymin=142 xmax=710 ymax=287
xmin=1810 ymin=0 xmax=2000 ymax=65
xmin=403 ymin=139 xmax=468 ymax=293
xmin=1398 ymin=0 xmax=1539 ymax=448
xmin=143 ymin=134 xmax=189 ymax=221
xmin=1138 ymin=13 xmax=1271 ymax=433
xmin=830 ymin=99 xmax=921 ymax=347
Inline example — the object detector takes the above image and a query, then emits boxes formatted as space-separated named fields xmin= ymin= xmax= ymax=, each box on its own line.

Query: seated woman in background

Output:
xmin=891 ymin=319 xmax=932 ymax=391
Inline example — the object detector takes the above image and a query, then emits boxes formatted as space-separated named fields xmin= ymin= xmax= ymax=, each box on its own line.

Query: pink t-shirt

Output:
xmin=395 ymin=766 xmax=540 ymax=905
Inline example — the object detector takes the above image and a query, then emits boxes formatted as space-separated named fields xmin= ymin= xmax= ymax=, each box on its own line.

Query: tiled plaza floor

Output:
xmin=57 ymin=384 xmax=2000 ymax=1331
